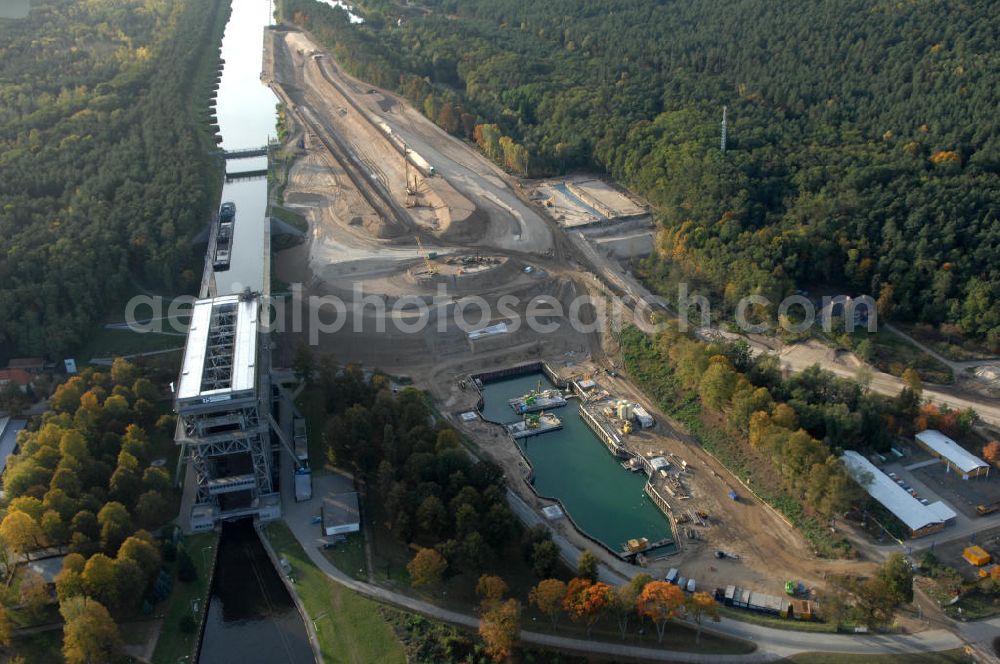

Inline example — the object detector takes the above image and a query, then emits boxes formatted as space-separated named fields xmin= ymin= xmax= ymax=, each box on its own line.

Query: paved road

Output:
xmin=280 ymin=473 xmax=965 ymax=662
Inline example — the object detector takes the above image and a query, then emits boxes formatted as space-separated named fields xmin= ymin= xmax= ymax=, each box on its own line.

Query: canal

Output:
xmin=214 ymin=0 xmax=279 ymax=296
xmin=479 ymin=373 xmax=673 ymax=554
xmin=199 ymin=521 xmax=313 ymax=664
xmin=198 ymin=0 xmax=312 ymax=661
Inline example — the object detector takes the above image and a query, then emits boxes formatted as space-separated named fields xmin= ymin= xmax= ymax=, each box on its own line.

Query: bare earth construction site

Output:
xmin=264 ymin=25 xmax=883 ymax=611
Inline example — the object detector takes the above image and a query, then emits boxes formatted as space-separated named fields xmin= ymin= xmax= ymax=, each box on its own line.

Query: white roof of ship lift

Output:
xmin=841 ymin=451 xmax=947 ymax=532
xmin=915 ymin=430 xmax=989 ymax=474
xmin=177 ymin=295 xmax=258 ymax=400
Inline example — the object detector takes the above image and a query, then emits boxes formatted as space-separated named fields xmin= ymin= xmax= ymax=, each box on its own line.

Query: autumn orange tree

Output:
xmin=563 ymin=577 xmax=612 ymax=637
xmin=983 ymin=440 xmax=1000 ymax=467
xmin=528 ymin=578 xmax=566 ymax=629
xmin=479 ymin=598 xmax=521 ymax=662
xmin=476 ymin=574 xmax=508 ymax=612
xmin=685 ymin=592 xmax=720 ymax=644
xmin=636 ymin=581 xmax=685 ymax=643
xmin=407 ymin=547 xmax=447 ymax=588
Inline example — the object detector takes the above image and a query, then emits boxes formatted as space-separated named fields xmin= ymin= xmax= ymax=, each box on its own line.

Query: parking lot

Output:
xmin=912 ymin=462 xmax=1000 ymax=518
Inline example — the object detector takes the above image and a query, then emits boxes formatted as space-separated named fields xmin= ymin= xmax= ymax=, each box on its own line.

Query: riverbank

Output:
xmin=150 ymin=532 xmax=219 ymax=664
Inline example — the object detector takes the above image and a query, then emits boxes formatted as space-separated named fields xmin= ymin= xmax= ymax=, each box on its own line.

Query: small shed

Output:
xmin=632 ymin=404 xmax=655 ymax=428
xmin=322 ymin=492 xmax=360 ymax=536
xmin=649 ymin=457 xmax=670 ymax=473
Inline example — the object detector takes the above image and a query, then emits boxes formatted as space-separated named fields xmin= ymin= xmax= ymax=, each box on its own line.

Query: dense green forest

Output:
xmin=0 ymin=0 xmax=227 ymax=359
xmin=283 ymin=0 xmax=1000 ymax=346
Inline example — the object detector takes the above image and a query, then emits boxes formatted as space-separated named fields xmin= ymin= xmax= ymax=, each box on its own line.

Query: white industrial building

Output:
xmin=915 ymin=430 xmax=990 ymax=479
xmin=841 ymin=451 xmax=956 ymax=538
xmin=322 ymin=492 xmax=360 ymax=536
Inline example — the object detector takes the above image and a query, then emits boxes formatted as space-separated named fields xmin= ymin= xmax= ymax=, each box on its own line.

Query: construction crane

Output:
xmin=415 ymin=235 xmax=437 ymax=275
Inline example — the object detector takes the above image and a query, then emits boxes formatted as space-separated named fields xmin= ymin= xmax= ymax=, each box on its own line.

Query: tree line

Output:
xmin=0 ymin=0 xmax=229 ymax=360
xmin=281 ymin=0 xmax=1000 ymax=346
xmin=620 ymin=323 xmax=980 ymax=554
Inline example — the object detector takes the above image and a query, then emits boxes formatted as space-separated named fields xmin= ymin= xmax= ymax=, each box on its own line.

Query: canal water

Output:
xmin=479 ymin=373 xmax=673 ymax=553
xmin=199 ymin=521 xmax=313 ymax=664
xmin=198 ymin=1 xmax=312 ymax=661
xmin=213 ymin=0 xmax=279 ymax=296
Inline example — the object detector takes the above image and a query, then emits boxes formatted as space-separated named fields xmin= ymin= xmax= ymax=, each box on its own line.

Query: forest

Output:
xmin=0 ymin=359 xmax=185 ymax=662
xmin=0 ymin=0 xmax=227 ymax=360
xmin=283 ymin=0 xmax=1000 ymax=346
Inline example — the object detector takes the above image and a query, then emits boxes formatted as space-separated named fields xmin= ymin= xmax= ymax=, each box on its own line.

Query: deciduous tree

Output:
xmin=479 ymin=598 xmax=520 ymax=662
xmin=407 ymin=547 xmax=447 ymax=588
xmin=60 ymin=597 xmax=123 ymax=664
xmin=577 ymin=550 xmax=598 ymax=582
xmin=685 ymin=592 xmax=720 ymax=643
xmin=636 ymin=581 xmax=685 ymax=643
xmin=563 ymin=578 xmax=612 ymax=637
xmin=528 ymin=578 xmax=566 ymax=629
xmin=0 ymin=510 xmax=44 ymax=556
xmin=476 ymin=574 xmax=508 ymax=611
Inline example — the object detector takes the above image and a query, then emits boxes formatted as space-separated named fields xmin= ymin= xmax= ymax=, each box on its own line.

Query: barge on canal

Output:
xmin=213 ymin=201 xmax=236 ymax=271
xmin=507 ymin=412 xmax=563 ymax=439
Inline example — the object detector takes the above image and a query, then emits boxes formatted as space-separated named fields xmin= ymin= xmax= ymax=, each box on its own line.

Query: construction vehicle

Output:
xmin=415 ymin=235 xmax=437 ymax=275
xmin=977 ymin=501 xmax=1000 ymax=516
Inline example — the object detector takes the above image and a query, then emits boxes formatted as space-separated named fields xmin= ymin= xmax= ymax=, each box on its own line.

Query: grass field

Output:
xmin=851 ymin=328 xmax=954 ymax=384
xmin=77 ymin=326 xmax=185 ymax=364
xmin=785 ymin=649 xmax=973 ymax=664
xmin=263 ymin=521 xmax=407 ymax=664
xmin=150 ymin=532 xmax=219 ymax=664
xmin=322 ymin=532 xmax=368 ymax=581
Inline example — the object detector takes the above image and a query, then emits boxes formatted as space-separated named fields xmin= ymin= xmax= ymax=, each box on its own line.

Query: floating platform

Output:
xmin=507 ymin=413 xmax=562 ymax=439
xmin=509 ymin=389 xmax=568 ymax=415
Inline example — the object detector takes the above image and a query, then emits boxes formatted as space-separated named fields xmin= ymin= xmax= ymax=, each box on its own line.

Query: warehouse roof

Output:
xmin=0 ymin=417 xmax=26 ymax=475
xmin=915 ymin=430 xmax=989 ymax=474
xmin=841 ymin=451 xmax=947 ymax=532
xmin=323 ymin=492 xmax=360 ymax=530
xmin=177 ymin=294 xmax=259 ymax=401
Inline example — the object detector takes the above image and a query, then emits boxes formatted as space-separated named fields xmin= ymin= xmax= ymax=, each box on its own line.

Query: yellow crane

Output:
xmin=415 ymin=235 xmax=437 ymax=275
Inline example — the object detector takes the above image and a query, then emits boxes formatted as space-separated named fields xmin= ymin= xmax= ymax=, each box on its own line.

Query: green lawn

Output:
xmin=150 ymin=532 xmax=219 ymax=664
xmin=263 ymin=521 xmax=407 ymax=664
xmin=272 ymin=205 xmax=308 ymax=233
xmin=943 ymin=589 xmax=1000 ymax=621
xmin=77 ymin=326 xmax=185 ymax=364
xmin=896 ymin=322 xmax=998 ymax=363
xmin=851 ymin=327 xmax=954 ymax=384
xmin=322 ymin=532 xmax=368 ymax=581
xmin=786 ymin=649 xmax=973 ymax=664
xmin=718 ymin=606 xmax=838 ymax=633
